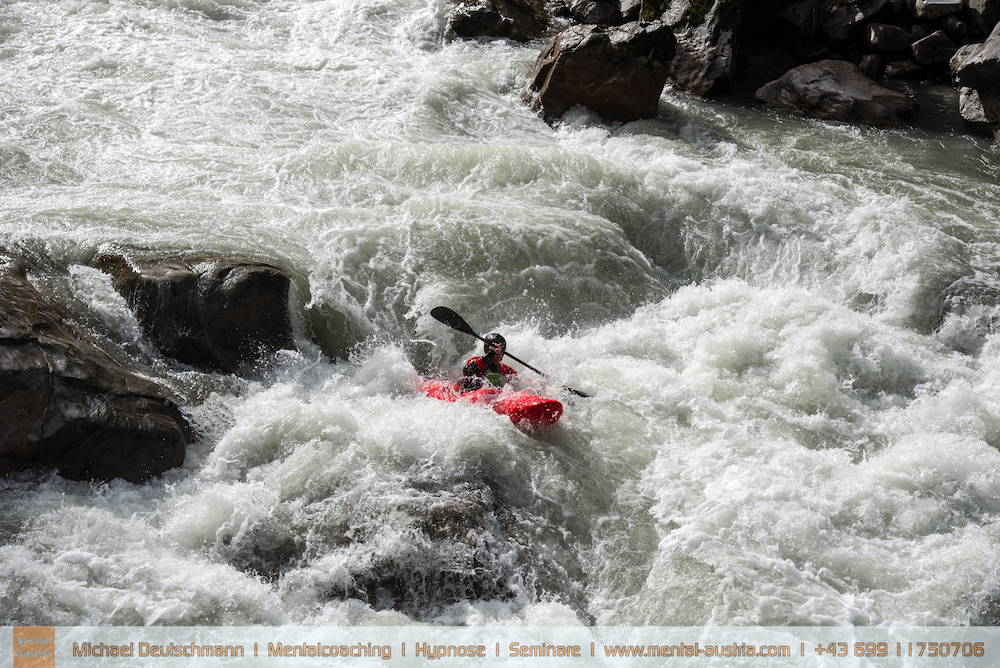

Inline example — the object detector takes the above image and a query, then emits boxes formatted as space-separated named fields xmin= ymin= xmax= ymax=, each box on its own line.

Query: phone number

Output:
xmin=815 ymin=642 xmax=986 ymax=658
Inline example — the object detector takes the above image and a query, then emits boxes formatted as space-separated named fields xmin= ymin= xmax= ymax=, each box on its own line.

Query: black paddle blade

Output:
xmin=430 ymin=306 xmax=481 ymax=339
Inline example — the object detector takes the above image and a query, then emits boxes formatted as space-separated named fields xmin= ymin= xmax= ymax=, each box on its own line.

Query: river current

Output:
xmin=3 ymin=0 xmax=1000 ymax=628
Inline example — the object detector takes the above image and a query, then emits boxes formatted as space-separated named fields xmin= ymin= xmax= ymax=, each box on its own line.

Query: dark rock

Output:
xmin=860 ymin=53 xmax=884 ymax=77
xmin=662 ymin=0 xmax=743 ymax=96
xmin=568 ymin=0 xmax=621 ymax=24
xmin=753 ymin=58 xmax=920 ymax=123
xmin=527 ymin=21 xmax=677 ymax=121
xmin=969 ymin=0 xmax=1000 ymax=32
xmin=0 ymin=257 xmax=189 ymax=483
xmin=93 ymin=249 xmax=295 ymax=373
xmin=742 ymin=46 xmax=799 ymax=79
xmin=778 ymin=0 xmax=835 ymax=40
xmin=911 ymin=29 xmax=958 ymax=64
xmin=823 ymin=0 xmax=889 ymax=41
xmin=951 ymin=21 xmax=1000 ymax=89
xmin=937 ymin=13 xmax=968 ymax=40
xmin=884 ymin=58 xmax=925 ymax=76
xmin=866 ymin=22 xmax=914 ymax=51
xmin=449 ymin=0 xmax=549 ymax=41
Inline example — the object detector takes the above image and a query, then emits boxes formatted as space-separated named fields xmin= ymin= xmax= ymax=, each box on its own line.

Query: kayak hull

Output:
xmin=423 ymin=381 xmax=563 ymax=427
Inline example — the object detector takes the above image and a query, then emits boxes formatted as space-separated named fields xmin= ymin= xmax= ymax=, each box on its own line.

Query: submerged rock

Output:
xmin=93 ymin=249 xmax=295 ymax=373
xmin=753 ymin=59 xmax=920 ymax=124
xmin=0 ymin=256 xmax=189 ymax=483
xmin=527 ymin=21 xmax=677 ymax=121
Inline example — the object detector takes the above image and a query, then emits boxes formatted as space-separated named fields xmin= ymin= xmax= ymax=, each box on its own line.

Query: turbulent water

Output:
xmin=3 ymin=0 xmax=1000 ymax=629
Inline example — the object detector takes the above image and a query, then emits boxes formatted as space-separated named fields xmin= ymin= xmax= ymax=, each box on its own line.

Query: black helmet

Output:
xmin=483 ymin=332 xmax=506 ymax=357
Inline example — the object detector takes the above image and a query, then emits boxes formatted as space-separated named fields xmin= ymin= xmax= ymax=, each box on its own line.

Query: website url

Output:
xmin=604 ymin=642 xmax=791 ymax=658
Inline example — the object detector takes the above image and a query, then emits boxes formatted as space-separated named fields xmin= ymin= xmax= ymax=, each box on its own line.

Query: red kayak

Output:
xmin=423 ymin=381 xmax=563 ymax=427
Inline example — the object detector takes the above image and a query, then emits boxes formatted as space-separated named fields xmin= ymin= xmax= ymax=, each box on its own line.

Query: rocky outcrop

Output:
xmin=527 ymin=20 xmax=677 ymax=121
xmin=661 ymin=0 xmax=743 ymax=95
xmin=93 ymin=249 xmax=295 ymax=373
xmin=753 ymin=58 xmax=920 ymax=123
xmin=448 ymin=0 xmax=550 ymax=41
xmin=951 ymin=22 xmax=1000 ymax=138
xmin=0 ymin=256 xmax=189 ymax=483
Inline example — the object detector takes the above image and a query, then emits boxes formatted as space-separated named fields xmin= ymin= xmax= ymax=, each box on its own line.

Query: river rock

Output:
xmin=823 ymin=0 xmax=889 ymax=41
xmin=951 ymin=21 xmax=1000 ymax=89
xmin=753 ymin=58 xmax=920 ymax=123
xmin=969 ymin=0 xmax=1000 ymax=32
xmin=567 ymin=0 xmax=621 ymax=24
xmin=527 ymin=21 xmax=677 ymax=121
xmin=448 ymin=0 xmax=549 ymax=41
xmin=778 ymin=0 xmax=834 ymax=40
xmin=0 ymin=257 xmax=189 ymax=483
xmin=958 ymin=86 xmax=1000 ymax=136
xmin=866 ymin=23 xmax=914 ymax=51
xmin=911 ymin=29 xmax=958 ymax=64
xmin=938 ymin=274 xmax=1000 ymax=354
xmin=662 ymin=0 xmax=742 ymax=96
xmin=93 ymin=249 xmax=295 ymax=373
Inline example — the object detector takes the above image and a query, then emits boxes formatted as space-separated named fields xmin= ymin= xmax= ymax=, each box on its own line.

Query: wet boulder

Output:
xmin=448 ymin=0 xmax=549 ymax=41
xmin=0 ymin=257 xmax=189 ymax=483
xmin=753 ymin=58 xmax=920 ymax=123
xmin=527 ymin=21 xmax=677 ymax=121
xmin=938 ymin=274 xmax=1000 ymax=354
xmin=93 ymin=249 xmax=295 ymax=373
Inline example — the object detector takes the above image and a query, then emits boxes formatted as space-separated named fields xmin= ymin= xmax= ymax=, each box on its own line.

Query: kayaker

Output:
xmin=461 ymin=332 xmax=517 ymax=391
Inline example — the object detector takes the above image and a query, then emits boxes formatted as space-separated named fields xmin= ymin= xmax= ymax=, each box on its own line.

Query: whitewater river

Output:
xmin=3 ymin=0 xmax=1000 ymax=629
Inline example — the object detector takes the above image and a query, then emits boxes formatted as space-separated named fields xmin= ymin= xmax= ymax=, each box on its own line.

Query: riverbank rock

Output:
xmin=448 ymin=0 xmax=549 ymax=41
xmin=753 ymin=58 xmax=920 ymax=123
xmin=92 ymin=249 xmax=295 ymax=373
xmin=951 ymin=22 xmax=1000 ymax=137
xmin=0 ymin=256 xmax=189 ymax=483
xmin=527 ymin=20 xmax=677 ymax=121
xmin=662 ymin=0 xmax=743 ymax=95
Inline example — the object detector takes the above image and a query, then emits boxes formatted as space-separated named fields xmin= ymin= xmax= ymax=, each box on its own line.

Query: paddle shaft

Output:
xmin=431 ymin=307 xmax=590 ymax=398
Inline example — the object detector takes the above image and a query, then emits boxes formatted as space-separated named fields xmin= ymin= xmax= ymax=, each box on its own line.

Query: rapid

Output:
xmin=2 ymin=0 xmax=1000 ymax=628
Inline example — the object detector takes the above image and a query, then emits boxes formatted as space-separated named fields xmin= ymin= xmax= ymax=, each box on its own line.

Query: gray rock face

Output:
xmin=753 ymin=58 xmax=920 ymax=123
xmin=93 ymin=249 xmax=295 ymax=373
xmin=958 ymin=86 xmax=1000 ymax=137
xmin=662 ymin=0 xmax=743 ymax=96
xmin=0 ymin=257 xmax=189 ymax=483
xmin=951 ymin=21 xmax=1000 ymax=89
xmin=528 ymin=21 xmax=677 ymax=121
xmin=951 ymin=22 xmax=1000 ymax=136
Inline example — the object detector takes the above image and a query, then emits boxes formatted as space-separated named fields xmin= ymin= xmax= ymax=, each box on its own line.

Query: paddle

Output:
xmin=430 ymin=306 xmax=591 ymax=398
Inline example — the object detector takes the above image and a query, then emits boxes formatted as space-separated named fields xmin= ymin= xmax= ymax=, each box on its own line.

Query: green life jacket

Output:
xmin=486 ymin=371 xmax=504 ymax=387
